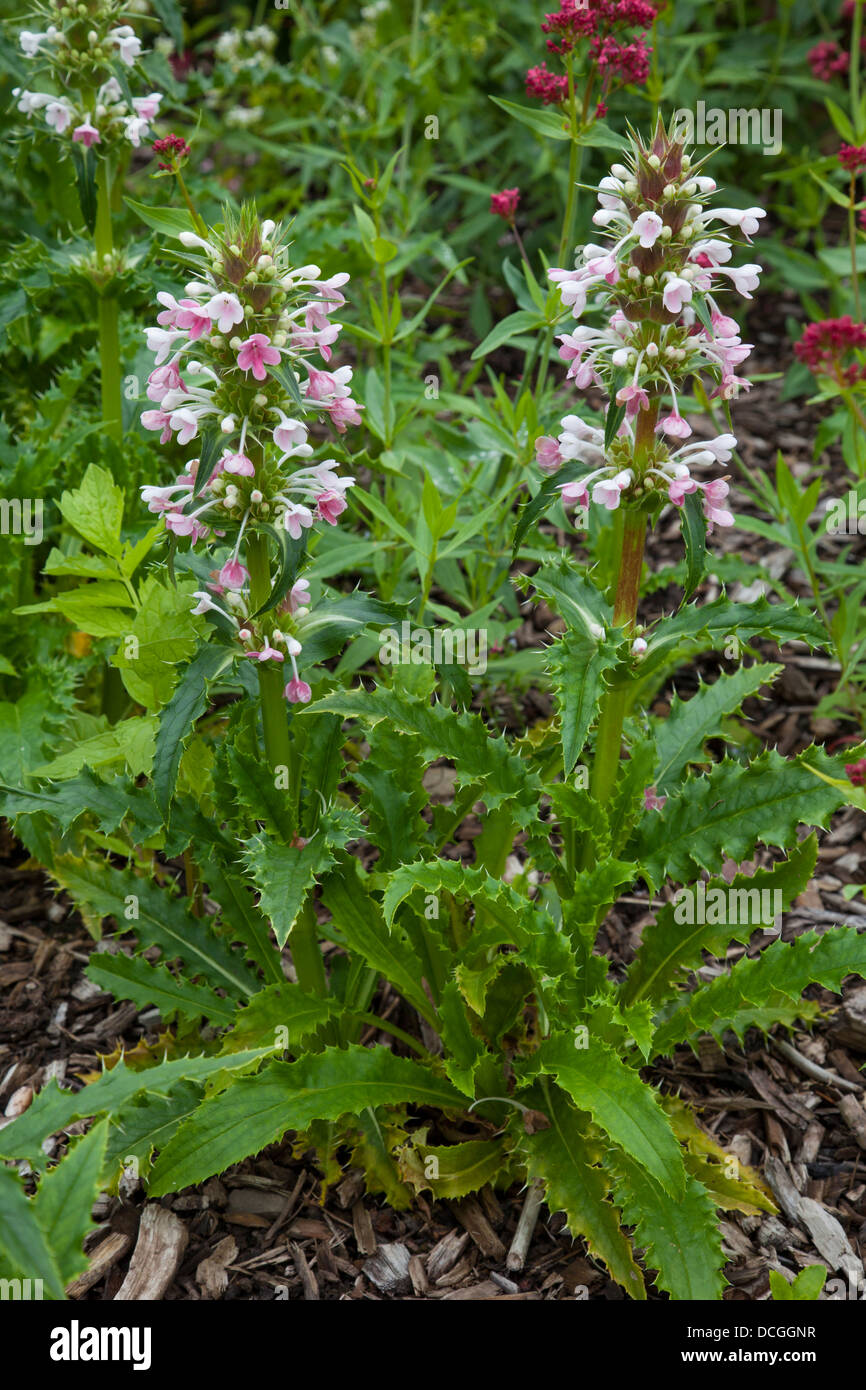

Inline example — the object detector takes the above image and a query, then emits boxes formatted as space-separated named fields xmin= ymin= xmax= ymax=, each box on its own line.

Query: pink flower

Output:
xmin=141 ymin=408 xmax=173 ymax=443
xmin=287 ymin=578 xmax=310 ymax=615
xmin=616 ymin=383 xmax=650 ymax=416
xmin=273 ymin=413 xmax=309 ymax=453
xmin=328 ymin=395 xmax=363 ymax=431
xmin=592 ymin=470 xmax=632 ymax=510
xmin=660 ymin=411 xmax=691 ymax=438
xmin=662 ymin=276 xmax=692 ymax=314
xmin=633 ymin=210 xmax=664 ymax=248
xmin=175 ymin=299 xmax=211 ymax=341
xmin=219 ymin=558 xmax=248 ymax=590
xmin=559 ymin=478 xmax=589 ymax=507
xmin=285 ymin=678 xmax=312 ymax=704
xmin=490 ymin=187 xmax=521 ymax=220
xmin=72 ymin=120 xmax=100 ymax=147
xmin=643 ymin=786 xmax=666 ymax=812
xmin=535 ymin=436 xmax=563 ymax=473
xmin=222 ymin=451 xmax=255 ymax=476
xmin=205 ymin=291 xmax=244 ymax=333
xmin=247 ymin=642 xmax=284 ymax=663
xmin=237 ymin=333 xmax=281 ymax=381
xmin=316 ymin=490 xmax=348 ymax=525
xmin=45 ymin=100 xmax=73 ymax=133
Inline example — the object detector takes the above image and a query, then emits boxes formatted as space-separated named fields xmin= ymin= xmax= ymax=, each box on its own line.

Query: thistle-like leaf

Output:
xmin=623 ymin=836 xmax=819 ymax=1008
xmin=518 ymin=1085 xmax=646 ymax=1298
xmin=147 ymin=1045 xmax=467 ymax=1197
xmin=653 ymin=926 xmax=866 ymax=1054
xmin=612 ymin=1154 xmax=726 ymax=1300
xmin=653 ymin=662 xmax=783 ymax=792
xmin=533 ymin=1034 xmax=686 ymax=1196
xmin=627 ymin=749 xmax=845 ymax=889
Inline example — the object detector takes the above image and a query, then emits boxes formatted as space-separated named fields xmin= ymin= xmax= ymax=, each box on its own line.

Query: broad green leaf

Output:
xmin=398 ymin=1138 xmax=512 ymax=1199
xmin=534 ymin=1035 xmax=686 ymax=1196
xmin=613 ymin=1155 xmax=725 ymax=1300
xmin=653 ymin=663 xmax=782 ymax=792
xmin=520 ymin=1085 xmax=645 ymax=1298
xmin=32 ymin=1120 xmax=109 ymax=1292
xmin=320 ymin=858 xmax=433 ymax=1019
xmin=59 ymin=463 xmax=124 ymax=557
xmin=148 ymin=1046 xmax=467 ymax=1196
xmin=86 ymin=952 xmax=237 ymax=1025
xmin=111 ymin=576 xmax=206 ymax=711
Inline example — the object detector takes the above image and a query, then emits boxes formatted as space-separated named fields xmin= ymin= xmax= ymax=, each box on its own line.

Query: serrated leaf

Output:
xmin=219 ymin=981 xmax=340 ymax=1053
xmin=85 ymin=952 xmax=236 ymax=1025
xmin=548 ymin=628 xmax=619 ymax=772
xmin=398 ymin=1138 xmax=512 ymax=1199
xmin=305 ymin=687 xmax=541 ymax=827
xmin=519 ymin=1085 xmax=646 ymax=1297
xmin=147 ymin=1046 xmax=467 ymax=1196
xmin=243 ymin=832 xmax=334 ymax=949
xmin=613 ymin=1155 xmax=726 ymax=1300
xmin=320 ymin=857 xmax=432 ymax=1019
xmin=623 ymin=837 xmax=818 ymax=1007
xmin=534 ymin=1035 xmax=685 ymax=1196
xmin=653 ymin=662 xmax=783 ymax=792
xmin=627 ymin=749 xmax=845 ymax=888
xmin=33 ymin=1120 xmax=109 ymax=1291
xmin=0 ymin=1050 xmax=271 ymax=1170
xmin=48 ymin=854 xmax=259 ymax=997
xmin=653 ymin=926 xmax=866 ymax=1054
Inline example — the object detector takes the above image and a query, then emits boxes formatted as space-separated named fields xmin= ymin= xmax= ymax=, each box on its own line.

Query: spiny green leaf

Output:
xmin=534 ymin=1035 xmax=686 ymax=1196
xmin=219 ymin=982 xmax=341 ymax=1053
xmin=154 ymin=644 xmax=231 ymax=817
xmin=305 ymin=687 xmax=541 ymax=826
xmin=627 ymin=749 xmax=845 ymax=889
xmin=653 ymin=662 xmax=783 ymax=792
xmin=32 ymin=1120 xmax=109 ymax=1292
xmin=85 ymin=952 xmax=237 ymax=1025
xmin=49 ymin=854 xmax=259 ymax=997
xmin=612 ymin=1155 xmax=726 ymax=1300
xmin=242 ymin=832 xmax=334 ymax=950
xmin=547 ymin=628 xmax=620 ymax=772
xmin=623 ymin=837 xmax=819 ymax=1008
xmin=320 ymin=857 xmax=433 ymax=1020
xmin=147 ymin=1046 xmax=467 ymax=1197
xmin=654 ymin=926 xmax=866 ymax=1054
xmin=0 ymin=1049 xmax=270 ymax=1170
xmin=518 ymin=1085 xmax=646 ymax=1298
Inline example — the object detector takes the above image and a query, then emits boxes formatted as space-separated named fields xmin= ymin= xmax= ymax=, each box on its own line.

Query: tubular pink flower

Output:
xmin=236 ymin=333 xmax=281 ymax=380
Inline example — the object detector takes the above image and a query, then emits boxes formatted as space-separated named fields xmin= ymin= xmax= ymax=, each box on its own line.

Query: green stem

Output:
xmin=849 ymin=174 xmax=862 ymax=320
xmin=589 ymin=509 xmax=647 ymax=806
xmin=94 ymin=158 xmax=122 ymax=442
xmin=245 ymin=532 xmax=326 ymax=999
xmin=851 ymin=0 xmax=864 ymax=138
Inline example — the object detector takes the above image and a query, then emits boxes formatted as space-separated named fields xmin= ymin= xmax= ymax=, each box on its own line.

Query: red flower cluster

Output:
xmin=526 ymin=0 xmax=655 ymax=106
xmin=490 ymin=187 xmax=521 ymax=220
xmin=153 ymin=132 xmax=190 ymax=170
xmin=525 ymin=61 xmax=569 ymax=103
xmin=794 ymin=316 xmax=866 ymax=385
xmin=846 ymin=758 xmax=866 ymax=786
xmin=808 ymin=39 xmax=850 ymax=80
xmin=838 ymin=142 xmax=866 ymax=172
xmin=591 ymin=34 xmax=651 ymax=84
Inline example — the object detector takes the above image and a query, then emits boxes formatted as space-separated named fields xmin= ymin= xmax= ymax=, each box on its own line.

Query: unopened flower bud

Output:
xmin=220 ymin=415 xmax=236 ymax=432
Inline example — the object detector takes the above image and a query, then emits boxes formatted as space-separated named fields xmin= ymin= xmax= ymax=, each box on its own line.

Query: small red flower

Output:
xmin=490 ymin=187 xmax=521 ymax=221
xmin=838 ymin=142 xmax=866 ymax=172
xmin=846 ymin=758 xmax=866 ymax=787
